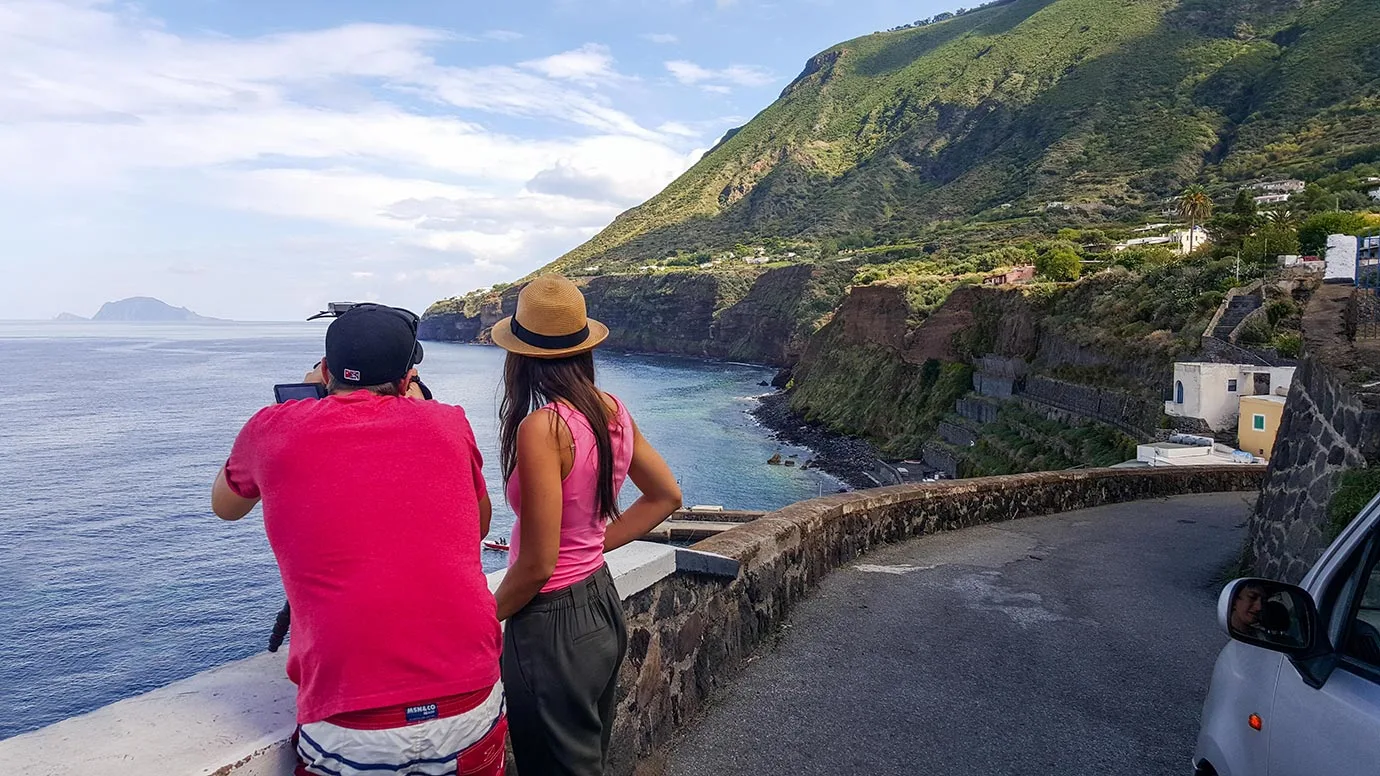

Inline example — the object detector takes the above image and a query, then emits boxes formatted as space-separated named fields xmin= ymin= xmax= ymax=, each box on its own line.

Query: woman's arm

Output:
xmin=493 ymin=412 xmax=564 ymax=621
xmin=604 ymin=419 xmax=682 ymax=553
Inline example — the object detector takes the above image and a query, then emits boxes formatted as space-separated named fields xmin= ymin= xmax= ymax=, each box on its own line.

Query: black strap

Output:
xmin=511 ymin=317 xmax=590 ymax=350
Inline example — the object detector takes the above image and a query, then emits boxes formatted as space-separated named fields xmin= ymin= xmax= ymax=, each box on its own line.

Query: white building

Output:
xmin=1254 ymin=179 xmax=1306 ymax=194
xmin=1113 ymin=226 xmax=1210 ymax=254
xmin=1369 ymin=187 xmax=1380 ymax=202
xmin=1254 ymin=193 xmax=1292 ymax=206
xmin=1164 ymin=362 xmax=1296 ymax=432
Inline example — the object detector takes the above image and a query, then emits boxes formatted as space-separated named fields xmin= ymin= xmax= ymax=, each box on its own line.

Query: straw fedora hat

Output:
xmin=491 ymin=275 xmax=609 ymax=359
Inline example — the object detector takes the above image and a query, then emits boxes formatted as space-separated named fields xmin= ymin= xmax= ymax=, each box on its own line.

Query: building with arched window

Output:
xmin=1164 ymin=362 xmax=1295 ymax=432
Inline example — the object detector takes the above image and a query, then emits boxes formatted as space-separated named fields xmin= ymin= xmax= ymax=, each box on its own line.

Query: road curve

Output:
xmin=665 ymin=491 xmax=1256 ymax=776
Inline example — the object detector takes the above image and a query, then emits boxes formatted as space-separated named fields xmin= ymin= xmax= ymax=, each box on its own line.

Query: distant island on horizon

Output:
xmin=55 ymin=297 xmax=222 ymax=322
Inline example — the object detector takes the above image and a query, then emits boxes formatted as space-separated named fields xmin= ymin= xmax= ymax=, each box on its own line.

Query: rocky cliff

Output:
xmin=788 ymin=279 xmax=1163 ymax=468
xmin=421 ymin=264 xmax=853 ymax=366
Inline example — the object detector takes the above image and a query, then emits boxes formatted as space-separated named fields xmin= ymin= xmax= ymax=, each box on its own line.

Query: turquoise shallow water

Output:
xmin=0 ymin=321 xmax=836 ymax=739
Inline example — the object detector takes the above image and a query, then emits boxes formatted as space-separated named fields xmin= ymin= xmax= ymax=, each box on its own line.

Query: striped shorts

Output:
xmin=295 ymin=682 xmax=506 ymax=776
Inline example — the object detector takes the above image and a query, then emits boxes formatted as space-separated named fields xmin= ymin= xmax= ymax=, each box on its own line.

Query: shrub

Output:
xmin=972 ymin=245 xmax=1034 ymax=271
xmin=1328 ymin=468 xmax=1380 ymax=540
xmin=1112 ymin=245 xmax=1177 ymax=270
xmin=1266 ymin=299 xmax=1299 ymax=327
xmin=1299 ymin=212 xmax=1368 ymax=254
xmin=1273 ymin=333 xmax=1303 ymax=359
xmin=852 ymin=267 xmax=888 ymax=284
xmin=1036 ymin=247 xmax=1082 ymax=281
xmin=1237 ymin=316 xmax=1273 ymax=346
xmin=1197 ymin=291 xmax=1226 ymax=313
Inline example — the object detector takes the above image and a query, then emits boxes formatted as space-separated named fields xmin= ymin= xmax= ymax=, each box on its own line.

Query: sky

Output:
xmin=0 ymin=0 xmax=959 ymax=320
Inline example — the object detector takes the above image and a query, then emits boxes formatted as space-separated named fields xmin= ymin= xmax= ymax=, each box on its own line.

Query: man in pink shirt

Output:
xmin=211 ymin=304 xmax=505 ymax=776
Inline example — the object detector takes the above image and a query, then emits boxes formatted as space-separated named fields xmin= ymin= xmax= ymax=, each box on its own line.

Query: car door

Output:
xmin=1267 ymin=523 xmax=1380 ymax=776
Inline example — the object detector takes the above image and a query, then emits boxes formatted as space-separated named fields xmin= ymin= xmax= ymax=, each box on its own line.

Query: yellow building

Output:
xmin=1237 ymin=395 xmax=1287 ymax=459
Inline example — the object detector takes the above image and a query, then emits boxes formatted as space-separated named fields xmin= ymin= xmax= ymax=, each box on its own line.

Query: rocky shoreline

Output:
xmin=751 ymin=391 xmax=902 ymax=491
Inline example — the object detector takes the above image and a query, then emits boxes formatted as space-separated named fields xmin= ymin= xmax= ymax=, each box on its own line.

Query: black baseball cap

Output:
xmin=325 ymin=304 xmax=424 ymax=386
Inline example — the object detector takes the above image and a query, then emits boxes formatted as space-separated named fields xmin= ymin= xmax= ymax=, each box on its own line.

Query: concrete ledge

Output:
xmin=0 ymin=542 xmax=679 ymax=776
xmin=0 ymin=652 xmax=298 ymax=776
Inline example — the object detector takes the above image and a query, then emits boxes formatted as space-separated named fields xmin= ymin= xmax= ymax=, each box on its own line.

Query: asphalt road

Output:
xmin=665 ymin=492 xmax=1256 ymax=776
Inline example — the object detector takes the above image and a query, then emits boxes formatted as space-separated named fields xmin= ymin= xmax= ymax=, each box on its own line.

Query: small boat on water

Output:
xmin=483 ymin=537 xmax=510 ymax=552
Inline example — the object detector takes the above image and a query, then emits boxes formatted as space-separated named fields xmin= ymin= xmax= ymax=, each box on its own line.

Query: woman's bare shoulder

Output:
xmin=599 ymin=391 xmax=623 ymax=416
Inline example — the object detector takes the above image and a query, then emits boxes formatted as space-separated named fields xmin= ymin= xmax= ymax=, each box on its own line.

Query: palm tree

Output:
xmin=1266 ymin=205 xmax=1300 ymax=229
xmin=1178 ymin=184 xmax=1214 ymax=254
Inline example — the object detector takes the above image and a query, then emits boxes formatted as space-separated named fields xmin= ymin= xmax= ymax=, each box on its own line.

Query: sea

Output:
xmin=0 ymin=321 xmax=838 ymax=740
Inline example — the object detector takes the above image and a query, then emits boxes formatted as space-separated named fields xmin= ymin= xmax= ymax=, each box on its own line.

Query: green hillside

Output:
xmin=544 ymin=0 xmax=1380 ymax=273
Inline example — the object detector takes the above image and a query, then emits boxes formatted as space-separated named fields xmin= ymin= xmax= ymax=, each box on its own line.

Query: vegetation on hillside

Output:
xmin=532 ymin=0 xmax=1380 ymax=277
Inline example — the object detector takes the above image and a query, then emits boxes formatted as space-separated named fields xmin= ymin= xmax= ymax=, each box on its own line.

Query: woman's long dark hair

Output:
xmin=499 ymin=351 xmax=621 ymax=521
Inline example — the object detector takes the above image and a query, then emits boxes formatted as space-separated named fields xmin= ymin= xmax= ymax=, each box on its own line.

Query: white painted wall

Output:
xmin=1325 ymin=234 xmax=1357 ymax=281
xmin=1164 ymin=363 xmax=1295 ymax=431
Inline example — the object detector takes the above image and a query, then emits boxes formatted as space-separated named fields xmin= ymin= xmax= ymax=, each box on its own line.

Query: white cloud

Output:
xmin=0 ymin=0 xmax=710 ymax=318
xmin=665 ymin=59 xmax=774 ymax=92
xmin=483 ymin=30 xmax=523 ymax=42
xmin=519 ymin=43 xmax=618 ymax=82
xmin=657 ymin=121 xmax=700 ymax=137
xmin=642 ymin=33 xmax=678 ymax=44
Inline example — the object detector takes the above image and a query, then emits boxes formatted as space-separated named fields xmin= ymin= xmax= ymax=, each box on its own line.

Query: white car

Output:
xmin=1194 ymin=494 xmax=1380 ymax=775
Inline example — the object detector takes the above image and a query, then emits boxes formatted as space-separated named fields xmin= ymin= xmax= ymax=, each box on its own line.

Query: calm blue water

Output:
xmin=0 ymin=321 xmax=836 ymax=739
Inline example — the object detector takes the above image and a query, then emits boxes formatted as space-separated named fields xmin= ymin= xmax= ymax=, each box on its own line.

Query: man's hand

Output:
xmin=303 ymin=361 xmax=326 ymax=384
xmin=404 ymin=368 xmax=427 ymax=399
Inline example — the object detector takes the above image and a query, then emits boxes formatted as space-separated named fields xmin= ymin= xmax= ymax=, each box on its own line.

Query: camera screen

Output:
xmin=274 ymin=383 xmax=326 ymax=403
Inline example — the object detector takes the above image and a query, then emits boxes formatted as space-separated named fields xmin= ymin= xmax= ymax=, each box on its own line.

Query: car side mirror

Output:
xmin=1218 ymin=578 xmax=1319 ymax=655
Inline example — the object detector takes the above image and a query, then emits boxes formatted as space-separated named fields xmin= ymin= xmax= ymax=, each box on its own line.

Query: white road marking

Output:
xmin=854 ymin=563 xmax=937 ymax=574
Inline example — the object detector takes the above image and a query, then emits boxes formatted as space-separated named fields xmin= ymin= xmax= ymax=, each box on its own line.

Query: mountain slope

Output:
xmin=544 ymin=0 xmax=1379 ymax=273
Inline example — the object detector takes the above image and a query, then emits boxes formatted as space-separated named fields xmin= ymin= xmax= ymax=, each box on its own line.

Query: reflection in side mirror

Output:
xmin=1219 ymin=578 xmax=1317 ymax=654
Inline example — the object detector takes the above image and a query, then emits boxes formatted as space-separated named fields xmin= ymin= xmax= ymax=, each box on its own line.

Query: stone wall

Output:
xmin=920 ymin=440 xmax=963 ymax=478
xmin=1246 ymin=284 xmax=1380 ymax=582
xmin=956 ymin=396 xmax=1000 ymax=424
xmin=608 ymin=466 xmax=1263 ymax=776
xmin=937 ymin=419 xmax=979 ymax=448
xmin=1020 ymin=376 xmax=1161 ymax=439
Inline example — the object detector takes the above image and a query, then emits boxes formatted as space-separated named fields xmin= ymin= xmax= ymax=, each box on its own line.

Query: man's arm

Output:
xmin=212 ymin=464 xmax=259 ymax=520
xmin=478 ymin=492 xmax=492 ymax=538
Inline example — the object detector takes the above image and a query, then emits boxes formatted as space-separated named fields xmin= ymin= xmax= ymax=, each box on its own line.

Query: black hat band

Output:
xmin=511 ymin=317 xmax=590 ymax=350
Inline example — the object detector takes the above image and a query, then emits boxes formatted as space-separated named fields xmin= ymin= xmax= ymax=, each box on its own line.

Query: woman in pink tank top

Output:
xmin=491 ymin=275 xmax=682 ymax=776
